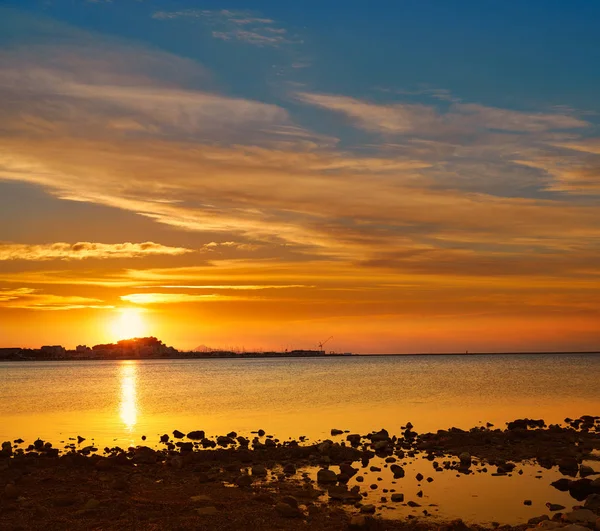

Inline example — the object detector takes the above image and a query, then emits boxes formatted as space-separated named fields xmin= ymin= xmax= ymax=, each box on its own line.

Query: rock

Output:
xmin=360 ymin=504 xmax=376 ymax=514
xmin=390 ymin=464 xmax=405 ymax=478
xmin=407 ymin=501 xmax=421 ymax=507
xmin=317 ymin=468 xmax=338 ymax=484
xmin=235 ymin=475 xmax=253 ymax=488
xmin=83 ymin=498 xmax=100 ymax=511
xmin=172 ymin=430 xmax=184 ymax=439
xmin=331 ymin=429 xmax=344 ymax=436
xmin=53 ymin=495 xmax=77 ymax=507
xmin=346 ymin=434 xmax=361 ymax=446
xmin=160 ymin=434 xmax=169 ymax=443
xmin=371 ymin=429 xmax=389 ymax=442
xmin=258 ymin=429 xmax=265 ymax=437
xmin=196 ymin=506 xmax=218 ymax=516
xmin=340 ymin=464 xmax=358 ymax=478
xmin=275 ymin=502 xmax=302 ymax=518
xmin=546 ymin=503 xmax=566 ymax=512
xmin=280 ymin=495 xmax=299 ymax=508
xmin=356 ymin=476 xmax=364 ymax=483
xmin=227 ymin=431 xmax=237 ymax=438
xmin=560 ymin=525 xmax=591 ymax=531
xmin=584 ymin=493 xmax=600 ymax=513
xmin=581 ymin=465 xmax=598 ymax=478
xmin=76 ymin=436 xmax=85 ymax=444
xmin=459 ymin=452 xmax=471 ymax=465
xmin=328 ymin=486 xmax=362 ymax=503
xmin=4 ymin=483 xmax=19 ymax=500
xmin=349 ymin=515 xmax=368 ymax=529
xmin=391 ymin=493 xmax=404 ymax=502
xmin=176 ymin=442 xmax=193 ymax=452
xmin=252 ymin=465 xmax=268 ymax=477
xmin=564 ymin=509 xmax=598 ymax=525
xmin=187 ymin=430 xmax=205 ymax=440
xmin=528 ymin=515 xmax=549 ymax=525
xmin=558 ymin=457 xmax=580 ymax=476
xmin=524 ymin=500 xmax=532 ymax=506
xmin=217 ymin=436 xmax=235 ymax=446
xmin=416 ymin=473 xmax=424 ymax=481
xmin=570 ymin=479 xmax=600 ymax=501
xmin=190 ymin=495 xmax=212 ymax=504
xmin=551 ymin=478 xmax=572 ymax=491
xmin=283 ymin=463 xmax=296 ymax=475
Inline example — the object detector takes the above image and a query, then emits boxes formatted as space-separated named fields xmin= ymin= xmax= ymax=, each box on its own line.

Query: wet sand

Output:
xmin=1 ymin=416 xmax=599 ymax=530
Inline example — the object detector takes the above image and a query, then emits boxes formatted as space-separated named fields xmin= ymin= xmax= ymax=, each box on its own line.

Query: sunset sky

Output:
xmin=1 ymin=1 xmax=599 ymax=353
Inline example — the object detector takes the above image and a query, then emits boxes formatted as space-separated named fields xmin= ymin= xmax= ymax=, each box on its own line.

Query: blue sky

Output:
xmin=0 ymin=1 xmax=599 ymax=351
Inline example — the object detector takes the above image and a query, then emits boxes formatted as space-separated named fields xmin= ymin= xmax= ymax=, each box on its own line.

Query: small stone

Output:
xmin=331 ymin=429 xmax=344 ymax=436
xmin=236 ymin=475 xmax=253 ymax=488
xmin=280 ymin=496 xmax=299 ymax=508
xmin=524 ymin=500 xmax=532 ymax=506
xmin=416 ymin=473 xmax=424 ymax=481
xmin=258 ymin=429 xmax=265 ymax=436
xmin=187 ymin=430 xmax=205 ymax=440
xmin=407 ymin=501 xmax=421 ymax=507
xmin=349 ymin=515 xmax=368 ymax=529
xmin=190 ymin=495 xmax=212 ymax=504
xmin=173 ymin=430 xmax=185 ymax=439
xmin=83 ymin=498 xmax=100 ymax=511
xmin=527 ymin=515 xmax=549 ymax=525
xmin=76 ymin=436 xmax=85 ymax=444
xmin=275 ymin=502 xmax=302 ymax=518
xmin=391 ymin=493 xmax=404 ymax=502
xmin=196 ymin=506 xmax=218 ymax=516
xmin=547 ymin=503 xmax=566 ymax=512
xmin=317 ymin=468 xmax=338 ymax=484
xmin=252 ymin=465 xmax=268 ymax=477
xmin=4 ymin=483 xmax=19 ymax=500
xmin=360 ymin=504 xmax=376 ymax=514
xmin=283 ymin=463 xmax=296 ymax=475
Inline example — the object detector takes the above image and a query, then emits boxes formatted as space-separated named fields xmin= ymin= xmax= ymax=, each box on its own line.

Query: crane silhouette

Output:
xmin=318 ymin=336 xmax=333 ymax=352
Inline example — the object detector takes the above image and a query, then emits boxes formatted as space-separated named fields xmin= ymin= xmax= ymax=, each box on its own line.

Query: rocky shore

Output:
xmin=1 ymin=416 xmax=599 ymax=530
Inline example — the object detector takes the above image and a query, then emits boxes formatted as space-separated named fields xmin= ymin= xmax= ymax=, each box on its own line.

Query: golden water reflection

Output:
xmin=119 ymin=361 xmax=138 ymax=431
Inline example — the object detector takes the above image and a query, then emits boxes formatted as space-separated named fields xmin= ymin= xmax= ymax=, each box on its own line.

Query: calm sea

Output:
xmin=1 ymin=353 xmax=598 ymax=447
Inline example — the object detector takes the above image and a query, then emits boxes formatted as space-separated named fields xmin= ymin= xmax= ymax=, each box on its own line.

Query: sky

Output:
xmin=0 ymin=0 xmax=599 ymax=353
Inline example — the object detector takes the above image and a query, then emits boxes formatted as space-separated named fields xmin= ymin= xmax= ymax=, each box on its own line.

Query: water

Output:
xmin=1 ymin=354 xmax=599 ymax=524
xmin=1 ymin=353 xmax=599 ymax=448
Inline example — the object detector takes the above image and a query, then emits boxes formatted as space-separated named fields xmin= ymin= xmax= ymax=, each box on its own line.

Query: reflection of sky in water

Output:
xmin=119 ymin=361 xmax=138 ymax=431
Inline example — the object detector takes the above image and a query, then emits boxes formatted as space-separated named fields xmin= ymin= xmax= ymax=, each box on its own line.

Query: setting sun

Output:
xmin=109 ymin=308 xmax=147 ymax=341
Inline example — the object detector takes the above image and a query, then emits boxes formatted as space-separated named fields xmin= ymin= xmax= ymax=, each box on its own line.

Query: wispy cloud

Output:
xmin=152 ymin=9 xmax=291 ymax=47
xmin=0 ymin=242 xmax=193 ymax=261
xmin=296 ymin=92 xmax=589 ymax=135
xmin=121 ymin=293 xmax=251 ymax=304
xmin=0 ymin=288 xmax=112 ymax=310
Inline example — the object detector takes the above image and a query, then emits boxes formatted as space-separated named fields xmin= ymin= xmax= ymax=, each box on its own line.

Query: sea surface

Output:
xmin=1 ymin=353 xmax=599 ymax=448
xmin=1 ymin=353 xmax=599 ymax=524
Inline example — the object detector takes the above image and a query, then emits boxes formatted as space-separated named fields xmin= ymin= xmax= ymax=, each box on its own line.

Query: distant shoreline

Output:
xmin=0 ymin=350 xmax=598 ymax=362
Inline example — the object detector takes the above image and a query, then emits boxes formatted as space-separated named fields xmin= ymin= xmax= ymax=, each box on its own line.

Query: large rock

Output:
xmin=391 ymin=493 xmax=405 ymax=502
xmin=584 ymin=493 xmax=600 ymax=514
xmin=564 ymin=509 xmax=599 ymax=525
xmin=172 ymin=430 xmax=185 ymax=439
xmin=187 ymin=430 xmax=205 ymax=440
xmin=317 ymin=468 xmax=338 ymax=484
xmin=581 ymin=465 xmax=599 ymax=478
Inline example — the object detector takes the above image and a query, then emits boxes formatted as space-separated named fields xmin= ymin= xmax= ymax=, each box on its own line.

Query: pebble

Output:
xmin=196 ymin=506 xmax=218 ymax=516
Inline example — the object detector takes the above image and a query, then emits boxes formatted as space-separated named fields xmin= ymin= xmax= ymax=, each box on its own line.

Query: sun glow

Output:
xmin=109 ymin=308 xmax=147 ymax=341
xmin=118 ymin=361 xmax=138 ymax=431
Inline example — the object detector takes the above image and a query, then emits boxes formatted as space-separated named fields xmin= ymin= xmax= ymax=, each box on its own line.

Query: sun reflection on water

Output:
xmin=119 ymin=361 xmax=138 ymax=431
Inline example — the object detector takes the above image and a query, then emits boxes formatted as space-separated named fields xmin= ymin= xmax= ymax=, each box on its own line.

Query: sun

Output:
xmin=109 ymin=308 xmax=147 ymax=341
